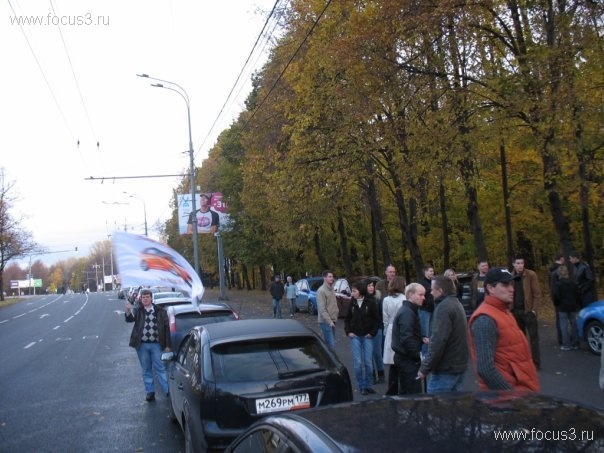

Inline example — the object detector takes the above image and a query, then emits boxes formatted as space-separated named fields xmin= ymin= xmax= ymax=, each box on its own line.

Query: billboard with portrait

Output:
xmin=178 ymin=192 xmax=229 ymax=235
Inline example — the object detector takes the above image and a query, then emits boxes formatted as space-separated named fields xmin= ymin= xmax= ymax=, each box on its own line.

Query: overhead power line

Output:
xmin=7 ymin=0 xmax=75 ymax=141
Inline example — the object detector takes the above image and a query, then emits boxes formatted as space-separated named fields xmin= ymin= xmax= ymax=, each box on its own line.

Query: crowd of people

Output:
xmin=269 ymin=251 xmax=599 ymax=397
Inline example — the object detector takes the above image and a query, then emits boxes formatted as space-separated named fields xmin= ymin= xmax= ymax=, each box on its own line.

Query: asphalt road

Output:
xmin=0 ymin=289 xmax=602 ymax=452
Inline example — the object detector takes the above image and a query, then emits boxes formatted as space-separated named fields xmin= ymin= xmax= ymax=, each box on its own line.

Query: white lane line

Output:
xmin=53 ymin=325 xmax=61 ymax=330
xmin=64 ymin=316 xmax=74 ymax=323
xmin=24 ymin=342 xmax=36 ymax=349
xmin=13 ymin=313 xmax=26 ymax=319
xmin=0 ymin=319 xmax=8 ymax=324
xmin=40 ymin=314 xmax=50 ymax=318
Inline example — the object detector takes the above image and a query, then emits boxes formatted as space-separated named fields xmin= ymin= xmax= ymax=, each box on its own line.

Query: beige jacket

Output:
xmin=317 ymin=283 xmax=338 ymax=324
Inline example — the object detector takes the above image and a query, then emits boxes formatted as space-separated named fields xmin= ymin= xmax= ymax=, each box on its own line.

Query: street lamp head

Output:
xmin=137 ymin=73 xmax=149 ymax=78
xmin=151 ymin=83 xmax=164 ymax=88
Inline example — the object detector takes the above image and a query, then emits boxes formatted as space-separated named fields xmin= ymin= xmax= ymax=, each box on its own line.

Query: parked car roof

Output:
xmin=201 ymin=318 xmax=317 ymax=344
xmin=153 ymin=291 xmax=186 ymax=299
xmin=167 ymin=301 xmax=239 ymax=351
xmin=226 ymin=392 xmax=604 ymax=452
xmin=153 ymin=296 xmax=192 ymax=308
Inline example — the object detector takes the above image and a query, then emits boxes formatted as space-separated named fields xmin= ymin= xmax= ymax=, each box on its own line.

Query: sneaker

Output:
xmin=560 ymin=346 xmax=571 ymax=351
xmin=365 ymin=387 xmax=376 ymax=394
xmin=145 ymin=392 xmax=156 ymax=402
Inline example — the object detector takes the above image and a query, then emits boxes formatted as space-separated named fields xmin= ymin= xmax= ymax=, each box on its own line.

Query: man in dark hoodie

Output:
xmin=418 ymin=276 xmax=469 ymax=394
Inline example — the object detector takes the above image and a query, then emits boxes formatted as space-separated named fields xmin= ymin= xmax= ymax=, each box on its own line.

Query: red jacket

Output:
xmin=469 ymin=295 xmax=539 ymax=391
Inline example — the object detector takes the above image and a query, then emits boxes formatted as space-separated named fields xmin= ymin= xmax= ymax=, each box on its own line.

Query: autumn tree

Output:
xmin=0 ymin=169 xmax=38 ymax=301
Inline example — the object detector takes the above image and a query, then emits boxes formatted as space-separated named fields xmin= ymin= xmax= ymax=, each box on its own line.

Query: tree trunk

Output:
xmin=500 ymin=139 xmax=515 ymax=265
xmin=336 ymin=206 xmax=353 ymax=276
xmin=365 ymin=160 xmax=391 ymax=269
xmin=314 ymin=227 xmax=329 ymax=271
xmin=438 ymin=178 xmax=450 ymax=269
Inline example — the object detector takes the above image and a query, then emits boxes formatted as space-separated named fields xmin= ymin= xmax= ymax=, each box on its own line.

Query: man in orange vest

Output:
xmin=468 ymin=267 xmax=540 ymax=391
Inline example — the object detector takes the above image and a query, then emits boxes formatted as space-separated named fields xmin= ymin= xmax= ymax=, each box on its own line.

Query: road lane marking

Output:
xmin=64 ymin=316 xmax=74 ymax=322
xmin=40 ymin=314 xmax=50 ymax=318
xmin=24 ymin=342 xmax=36 ymax=349
xmin=0 ymin=320 xmax=8 ymax=324
xmin=13 ymin=313 xmax=25 ymax=319
xmin=53 ymin=326 xmax=61 ymax=330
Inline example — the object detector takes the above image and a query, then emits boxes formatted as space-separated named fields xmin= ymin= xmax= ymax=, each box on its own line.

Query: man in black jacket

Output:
xmin=418 ymin=276 xmax=469 ymax=394
xmin=269 ymin=275 xmax=285 ymax=318
xmin=391 ymin=283 xmax=426 ymax=395
xmin=570 ymin=251 xmax=597 ymax=308
xmin=125 ymin=288 xmax=172 ymax=402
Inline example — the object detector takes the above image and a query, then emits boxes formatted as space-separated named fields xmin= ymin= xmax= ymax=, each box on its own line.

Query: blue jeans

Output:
xmin=419 ymin=310 xmax=432 ymax=357
xmin=320 ymin=322 xmax=336 ymax=352
xmin=350 ymin=335 xmax=374 ymax=390
xmin=558 ymin=311 xmax=578 ymax=348
xmin=288 ymin=298 xmax=296 ymax=316
xmin=136 ymin=342 xmax=169 ymax=394
xmin=372 ymin=328 xmax=384 ymax=373
xmin=427 ymin=372 xmax=464 ymax=394
xmin=272 ymin=298 xmax=282 ymax=318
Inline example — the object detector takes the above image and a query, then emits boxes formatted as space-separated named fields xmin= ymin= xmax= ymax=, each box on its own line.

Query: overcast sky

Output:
xmin=2 ymin=0 xmax=276 ymax=267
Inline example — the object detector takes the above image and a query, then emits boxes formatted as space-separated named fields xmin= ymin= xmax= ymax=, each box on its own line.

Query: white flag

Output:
xmin=112 ymin=232 xmax=204 ymax=307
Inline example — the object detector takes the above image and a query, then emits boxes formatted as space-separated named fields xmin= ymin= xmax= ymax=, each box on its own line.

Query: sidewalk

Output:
xmin=202 ymin=287 xmax=604 ymax=409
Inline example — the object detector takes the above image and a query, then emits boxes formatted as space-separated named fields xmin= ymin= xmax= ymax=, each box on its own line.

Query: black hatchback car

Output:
xmin=168 ymin=319 xmax=353 ymax=451
xmin=226 ymin=392 xmax=604 ymax=452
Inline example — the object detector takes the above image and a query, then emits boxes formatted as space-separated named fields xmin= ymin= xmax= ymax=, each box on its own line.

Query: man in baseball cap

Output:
xmin=468 ymin=267 xmax=539 ymax=392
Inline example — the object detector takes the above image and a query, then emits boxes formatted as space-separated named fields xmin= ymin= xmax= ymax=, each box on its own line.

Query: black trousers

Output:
xmin=385 ymin=364 xmax=399 ymax=396
xmin=393 ymin=355 xmax=422 ymax=395
xmin=513 ymin=310 xmax=541 ymax=368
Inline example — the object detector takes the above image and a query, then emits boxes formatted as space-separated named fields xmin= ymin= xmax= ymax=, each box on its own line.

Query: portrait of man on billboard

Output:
xmin=186 ymin=193 xmax=219 ymax=234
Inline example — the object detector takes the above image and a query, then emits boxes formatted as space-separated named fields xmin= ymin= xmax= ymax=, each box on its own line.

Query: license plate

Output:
xmin=255 ymin=393 xmax=310 ymax=414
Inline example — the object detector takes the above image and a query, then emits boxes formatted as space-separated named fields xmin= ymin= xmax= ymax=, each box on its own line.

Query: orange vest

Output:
xmin=469 ymin=295 xmax=540 ymax=392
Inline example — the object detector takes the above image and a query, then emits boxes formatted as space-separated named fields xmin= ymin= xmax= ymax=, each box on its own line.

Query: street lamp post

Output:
xmin=137 ymin=73 xmax=200 ymax=277
xmin=123 ymin=192 xmax=148 ymax=236
xmin=108 ymin=234 xmax=115 ymax=290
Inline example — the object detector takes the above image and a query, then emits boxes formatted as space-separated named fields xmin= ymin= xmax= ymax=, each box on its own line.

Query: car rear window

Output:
xmin=176 ymin=311 xmax=236 ymax=333
xmin=211 ymin=336 xmax=333 ymax=383
xmin=310 ymin=280 xmax=323 ymax=291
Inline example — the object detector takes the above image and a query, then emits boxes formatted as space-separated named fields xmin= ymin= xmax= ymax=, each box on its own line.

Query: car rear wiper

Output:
xmin=278 ymin=368 xmax=325 ymax=378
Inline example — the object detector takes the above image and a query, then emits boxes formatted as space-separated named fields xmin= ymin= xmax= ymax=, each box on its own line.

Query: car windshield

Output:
xmin=211 ymin=337 xmax=332 ymax=383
